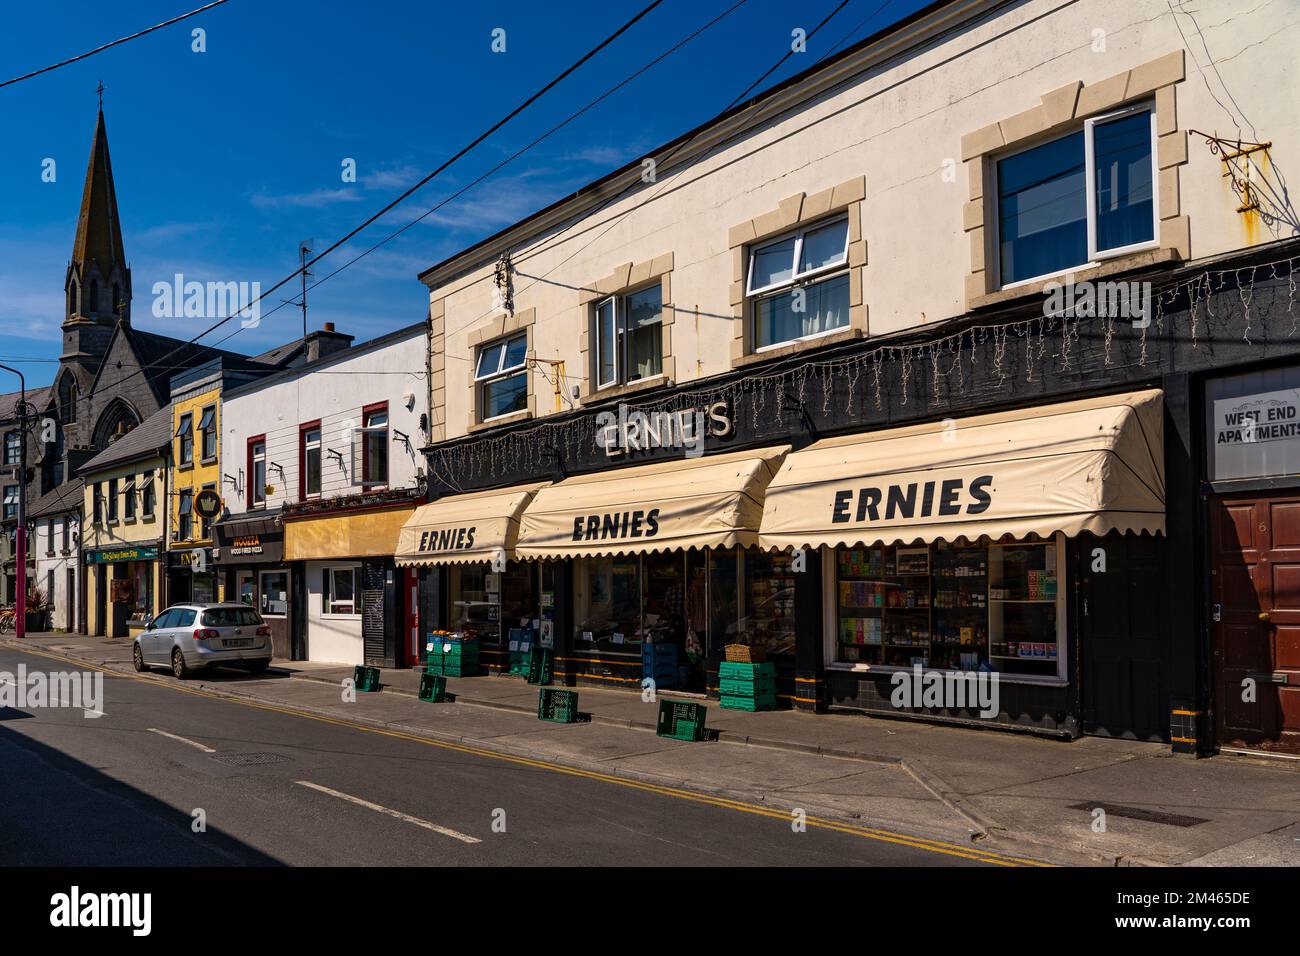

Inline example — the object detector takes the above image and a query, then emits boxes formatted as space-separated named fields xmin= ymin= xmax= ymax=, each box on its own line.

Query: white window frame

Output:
xmin=251 ymin=441 xmax=266 ymax=508
xmin=322 ymin=565 xmax=359 ymax=617
xmin=141 ymin=471 xmax=156 ymax=518
xmin=122 ymin=477 xmax=137 ymax=522
xmin=745 ymin=216 xmax=850 ymax=297
xmin=2 ymin=485 xmax=16 ymax=522
xmin=1084 ymin=103 xmax=1160 ymax=263
xmin=594 ymin=286 xmax=665 ymax=390
xmin=474 ymin=332 xmax=529 ymax=422
xmin=994 ymin=102 xmax=1158 ymax=290
xmin=304 ymin=427 xmax=322 ymax=499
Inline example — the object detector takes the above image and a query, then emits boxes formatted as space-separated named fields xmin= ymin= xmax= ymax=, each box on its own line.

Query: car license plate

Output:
xmin=224 ymin=638 xmax=253 ymax=648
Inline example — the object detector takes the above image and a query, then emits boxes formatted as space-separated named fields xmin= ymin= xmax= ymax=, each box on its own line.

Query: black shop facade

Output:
xmin=411 ymin=244 xmax=1300 ymax=754
xmin=212 ymin=509 xmax=295 ymax=661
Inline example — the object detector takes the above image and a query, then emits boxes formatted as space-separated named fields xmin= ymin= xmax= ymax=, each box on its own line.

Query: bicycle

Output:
xmin=0 ymin=605 xmax=15 ymax=635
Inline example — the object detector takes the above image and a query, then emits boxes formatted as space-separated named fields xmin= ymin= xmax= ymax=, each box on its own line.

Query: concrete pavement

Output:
xmin=8 ymin=631 xmax=1300 ymax=866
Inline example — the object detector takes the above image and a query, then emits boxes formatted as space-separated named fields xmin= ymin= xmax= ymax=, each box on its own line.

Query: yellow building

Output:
xmin=81 ymin=405 xmax=171 ymax=638
xmin=166 ymin=360 xmax=273 ymax=603
xmin=169 ymin=374 xmax=222 ymax=604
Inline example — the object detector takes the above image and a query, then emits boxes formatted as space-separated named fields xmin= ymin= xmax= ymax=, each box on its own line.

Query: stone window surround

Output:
xmin=577 ymin=253 xmax=676 ymax=403
xmin=728 ymin=176 xmax=869 ymax=368
xmin=464 ymin=307 xmax=537 ymax=434
xmin=961 ymin=50 xmax=1189 ymax=311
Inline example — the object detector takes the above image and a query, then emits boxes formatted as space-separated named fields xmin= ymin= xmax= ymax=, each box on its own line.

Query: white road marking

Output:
xmin=148 ymin=727 xmax=216 ymax=753
xmin=294 ymin=780 xmax=481 ymax=844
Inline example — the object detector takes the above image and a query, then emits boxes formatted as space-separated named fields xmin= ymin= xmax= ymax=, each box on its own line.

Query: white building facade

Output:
xmin=219 ymin=323 xmax=428 ymax=665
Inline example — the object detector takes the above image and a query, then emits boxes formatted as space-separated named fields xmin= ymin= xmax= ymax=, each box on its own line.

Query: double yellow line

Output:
xmin=11 ymin=644 xmax=1048 ymax=867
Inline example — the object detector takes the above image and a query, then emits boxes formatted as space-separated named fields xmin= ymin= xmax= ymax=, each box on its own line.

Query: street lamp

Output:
xmin=0 ymin=365 xmax=26 ymax=639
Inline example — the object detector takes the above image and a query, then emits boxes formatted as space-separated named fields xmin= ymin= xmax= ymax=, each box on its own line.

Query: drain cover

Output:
xmin=211 ymin=752 xmax=291 ymax=767
xmin=1069 ymin=801 xmax=1208 ymax=827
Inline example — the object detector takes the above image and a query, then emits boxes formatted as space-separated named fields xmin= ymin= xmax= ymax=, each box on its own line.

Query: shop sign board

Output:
xmin=1211 ymin=386 xmax=1300 ymax=481
xmin=595 ymin=400 xmax=731 ymax=458
xmin=87 ymin=545 xmax=158 ymax=565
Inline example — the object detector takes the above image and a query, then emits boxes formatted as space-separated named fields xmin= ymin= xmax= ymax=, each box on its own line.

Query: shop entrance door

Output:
xmin=1209 ymin=494 xmax=1300 ymax=755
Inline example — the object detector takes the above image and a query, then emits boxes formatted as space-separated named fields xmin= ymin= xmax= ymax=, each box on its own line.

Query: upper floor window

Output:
xmin=358 ymin=406 xmax=388 ymax=487
xmin=45 ymin=518 xmax=54 ymax=556
xmin=2 ymin=486 xmax=15 ymax=522
xmin=106 ymin=477 xmax=119 ymax=523
xmin=141 ymin=471 xmax=156 ymax=518
xmin=595 ymin=286 xmax=663 ymax=389
xmin=475 ymin=333 xmax=528 ymax=421
xmin=61 ymin=516 xmax=70 ymax=552
xmin=178 ymin=488 xmax=193 ymax=540
xmin=92 ymin=483 xmax=103 ymax=525
xmin=200 ymin=482 xmax=216 ymax=539
xmin=301 ymin=424 xmax=322 ymax=499
xmin=996 ymin=105 xmax=1156 ymax=287
xmin=2 ymin=431 xmax=18 ymax=467
xmin=249 ymin=439 xmax=266 ymax=508
xmin=177 ymin=412 xmax=194 ymax=466
xmin=123 ymin=476 xmax=136 ymax=521
xmin=199 ymin=405 xmax=217 ymax=461
xmin=746 ymin=217 xmax=850 ymax=350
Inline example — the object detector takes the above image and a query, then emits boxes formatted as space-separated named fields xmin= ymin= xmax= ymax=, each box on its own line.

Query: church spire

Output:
xmin=66 ymin=101 xmax=130 ymax=327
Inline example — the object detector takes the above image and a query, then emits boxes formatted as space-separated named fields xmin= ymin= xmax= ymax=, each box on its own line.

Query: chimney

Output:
xmin=304 ymin=323 xmax=354 ymax=363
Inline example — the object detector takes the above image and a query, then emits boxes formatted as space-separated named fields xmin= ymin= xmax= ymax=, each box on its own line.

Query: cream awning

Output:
xmin=516 ymin=446 xmax=790 ymax=559
xmin=395 ymin=483 xmax=547 ymax=567
xmin=759 ymin=389 xmax=1164 ymax=550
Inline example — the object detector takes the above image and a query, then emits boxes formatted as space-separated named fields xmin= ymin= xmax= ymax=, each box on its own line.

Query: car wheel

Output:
xmin=246 ymin=659 xmax=270 ymax=674
xmin=132 ymin=643 xmax=145 ymax=672
xmin=171 ymin=648 xmax=190 ymax=680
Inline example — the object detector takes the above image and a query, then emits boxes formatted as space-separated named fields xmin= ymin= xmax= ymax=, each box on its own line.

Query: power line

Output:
xmin=438 ymin=0 xmax=858 ymax=353
xmin=0 ymin=1 xmax=232 ymax=91
xmin=49 ymin=0 xmax=669 ymax=423
xmin=193 ymin=0 xmax=754 ymax=359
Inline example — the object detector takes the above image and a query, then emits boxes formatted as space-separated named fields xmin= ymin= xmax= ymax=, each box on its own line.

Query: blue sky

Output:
xmin=0 ymin=0 xmax=930 ymax=389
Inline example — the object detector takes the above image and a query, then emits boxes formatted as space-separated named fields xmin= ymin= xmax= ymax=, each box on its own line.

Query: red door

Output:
xmin=402 ymin=569 xmax=420 ymax=668
xmin=1210 ymin=495 xmax=1300 ymax=755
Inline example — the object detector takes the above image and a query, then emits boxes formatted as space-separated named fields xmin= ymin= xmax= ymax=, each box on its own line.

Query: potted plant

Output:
xmin=25 ymin=584 xmax=50 ymax=633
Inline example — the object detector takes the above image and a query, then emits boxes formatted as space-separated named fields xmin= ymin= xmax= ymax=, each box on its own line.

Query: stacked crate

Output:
xmin=425 ymin=633 xmax=479 ymax=677
xmin=718 ymin=660 xmax=777 ymax=710
xmin=642 ymin=642 xmax=677 ymax=689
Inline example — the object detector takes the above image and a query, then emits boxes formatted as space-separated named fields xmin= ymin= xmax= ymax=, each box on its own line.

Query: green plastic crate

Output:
xmin=425 ymin=656 xmax=477 ymax=677
xmin=719 ymin=693 xmax=777 ymax=711
xmin=352 ymin=665 xmax=380 ymax=692
xmin=656 ymin=699 xmax=707 ymax=741
xmin=419 ymin=673 xmax=447 ymax=703
xmin=718 ymin=661 xmax=776 ymax=681
xmin=537 ymin=687 xmax=579 ymax=723
xmin=719 ymin=677 xmax=777 ymax=697
xmin=526 ymin=648 xmax=553 ymax=686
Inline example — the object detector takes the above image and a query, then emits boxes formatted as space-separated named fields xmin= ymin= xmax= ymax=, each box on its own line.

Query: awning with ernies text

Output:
xmin=516 ymin=445 xmax=790 ymax=559
xmin=759 ymin=389 xmax=1165 ymax=550
xmin=395 ymin=482 xmax=546 ymax=566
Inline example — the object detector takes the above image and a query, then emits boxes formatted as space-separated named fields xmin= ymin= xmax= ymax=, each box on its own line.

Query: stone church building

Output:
xmin=0 ymin=105 xmax=312 ymax=618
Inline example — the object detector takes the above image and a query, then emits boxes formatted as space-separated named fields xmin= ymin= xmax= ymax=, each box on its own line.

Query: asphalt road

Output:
xmin=0 ymin=646 xmax=996 ymax=866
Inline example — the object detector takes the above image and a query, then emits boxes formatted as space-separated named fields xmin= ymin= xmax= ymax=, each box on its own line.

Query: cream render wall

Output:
xmin=425 ymin=0 xmax=1299 ymax=442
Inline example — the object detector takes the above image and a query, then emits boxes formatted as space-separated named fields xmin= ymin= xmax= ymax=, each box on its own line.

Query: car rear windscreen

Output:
xmin=202 ymin=608 xmax=263 ymax=627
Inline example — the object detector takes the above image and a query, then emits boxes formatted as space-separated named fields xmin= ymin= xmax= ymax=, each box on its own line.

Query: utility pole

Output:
xmin=0 ymin=364 xmax=27 ymax=638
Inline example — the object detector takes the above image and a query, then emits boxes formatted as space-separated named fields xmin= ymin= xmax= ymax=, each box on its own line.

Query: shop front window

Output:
xmin=236 ymin=571 xmax=255 ymax=607
xmin=260 ymin=571 xmax=288 ymax=616
xmin=575 ymin=556 xmax=642 ymax=653
xmin=834 ymin=538 xmax=1062 ymax=675
xmin=448 ymin=562 xmax=535 ymax=646
xmin=739 ymin=550 xmax=798 ymax=658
